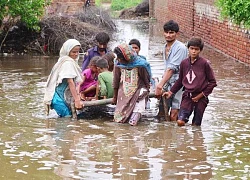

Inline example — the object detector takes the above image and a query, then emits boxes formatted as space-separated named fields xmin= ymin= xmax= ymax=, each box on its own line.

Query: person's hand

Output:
xmin=86 ymin=97 xmax=93 ymax=101
xmin=162 ymin=91 xmax=173 ymax=99
xmin=192 ymin=93 xmax=204 ymax=102
xmin=112 ymin=96 xmax=117 ymax=105
xmin=75 ymin=100 xmax=84 ymax=109
xmin=155 ymin=84 xmax=163 ymax=99
xmin=80 ymin=93 xmax=86 ymax=101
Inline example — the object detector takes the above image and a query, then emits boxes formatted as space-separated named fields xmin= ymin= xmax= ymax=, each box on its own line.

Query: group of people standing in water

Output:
xmin=44 ymin=20 xmax=217 ymax=127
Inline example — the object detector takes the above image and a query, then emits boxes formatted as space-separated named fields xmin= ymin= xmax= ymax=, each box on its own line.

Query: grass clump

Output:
xmin=95 ymin=0 xmax=112 ymax=7
xmin=95 ymin=0 xmax=143 ymax=10
xmin=111 ymin=0 xmax=143 ymax=11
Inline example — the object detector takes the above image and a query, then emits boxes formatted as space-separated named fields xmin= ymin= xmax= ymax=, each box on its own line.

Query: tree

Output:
xmin=0 ymin=0 xmax=50 ymax=52
xmin=216 ymin=0 xmax=250 ymax=28
xmin=0 ymin=0 xmax=51 ymax=31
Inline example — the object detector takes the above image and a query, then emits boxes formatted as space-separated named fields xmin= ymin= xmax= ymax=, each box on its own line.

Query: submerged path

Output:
xmin=0 ymin=20 xmax=249 ymax=179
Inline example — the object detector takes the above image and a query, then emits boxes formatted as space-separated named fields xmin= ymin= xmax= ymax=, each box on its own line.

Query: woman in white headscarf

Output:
xmin=44 ymin=39 xmax=84 ymax=117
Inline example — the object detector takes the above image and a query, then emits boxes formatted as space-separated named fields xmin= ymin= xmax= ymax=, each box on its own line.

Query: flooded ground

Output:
xmin=0 ymin=20 xmax=250 ymax=180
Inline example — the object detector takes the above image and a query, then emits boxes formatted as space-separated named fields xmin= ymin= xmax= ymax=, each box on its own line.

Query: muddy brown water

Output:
xmin=0 ymin=20 xmax=250 ymax=180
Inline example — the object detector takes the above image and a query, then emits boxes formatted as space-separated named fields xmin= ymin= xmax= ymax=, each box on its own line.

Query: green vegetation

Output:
xmin=95 ymin=0 xmax=142 ymax=11
xmin=111 ymin=0 xmax=143 ymax=11
xmin=95 ymin=0 xmax=111 ymax=7
xmin=215 ymin=0 xmax=250 ymax=28
xmin=0 ymin=0 xmax=51 ymax=31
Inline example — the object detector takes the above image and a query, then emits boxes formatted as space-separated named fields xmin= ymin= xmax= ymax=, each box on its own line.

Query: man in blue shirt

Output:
xmin=81 ymin=32 xmax=110 ymax=70
xmin=155 ymin=20 xmax=188 ymax=122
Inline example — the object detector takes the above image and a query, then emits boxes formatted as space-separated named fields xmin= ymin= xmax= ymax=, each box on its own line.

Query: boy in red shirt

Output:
xmin=163 ymin=37 xmax=217 ymax=126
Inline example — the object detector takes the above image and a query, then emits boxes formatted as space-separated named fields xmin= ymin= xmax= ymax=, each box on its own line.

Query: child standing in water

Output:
xmin=79 ymin=56 xmax=99 ymax=101
xmin=112 ymin=43 xmax=152 ymax=126
xmin=163 ymin=37 xmax=217 ymax=126
xmin=129 ymin=38 xmax=156 ymax=94
xmin=129 ymin=38 xmax=146 ymax=60
xmin=95 ymin=58 xmax=114 ymax=100
xmin=44 ymin=39 xmax=84 ymax=117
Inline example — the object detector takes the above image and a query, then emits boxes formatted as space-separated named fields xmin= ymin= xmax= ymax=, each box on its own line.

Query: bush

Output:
xmin=0 ymin=6 xmax=116 ymax=55
xmin=0 ymin=0 xmax=51 ymax=31
xmin=216 ymin=0 xmax=250 ymax=28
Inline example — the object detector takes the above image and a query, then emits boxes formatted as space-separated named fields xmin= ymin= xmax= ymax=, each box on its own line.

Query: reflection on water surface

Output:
xmin=0 ymin=20 xmax=250 ymax=179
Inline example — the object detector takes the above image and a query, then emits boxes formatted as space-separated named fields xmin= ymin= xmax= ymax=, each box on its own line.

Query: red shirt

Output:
xmin=170 ymin=56 xmax=217 ymax=97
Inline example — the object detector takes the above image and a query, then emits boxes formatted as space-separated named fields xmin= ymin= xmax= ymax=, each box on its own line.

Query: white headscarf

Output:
xmin=44 ymin=39 xmax=83 ymax=106
xmin=59 ymin=39 xmax=81 ymax=62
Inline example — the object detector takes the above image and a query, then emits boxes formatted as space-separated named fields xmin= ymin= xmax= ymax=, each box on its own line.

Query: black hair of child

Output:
xmin=96 ymin=58 xmax=108 ymax=69
xmin=129 ymin=39 xmax=141 ymax=49
xmin=187 ymin=37 xmax=204 ymax=51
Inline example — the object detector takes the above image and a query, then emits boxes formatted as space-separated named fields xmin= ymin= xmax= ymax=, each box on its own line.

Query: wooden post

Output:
xmin=71 ymin=101 xmax=77 ymax=120
xmin=162 ymin=96 xmax=170 ymax=121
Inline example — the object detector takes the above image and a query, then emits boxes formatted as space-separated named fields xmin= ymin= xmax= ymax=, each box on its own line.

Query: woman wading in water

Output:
xmin=44 ymin=39 xmax=84 ymax=117
xmin=112 ymin=43 xmax=152 ymax=126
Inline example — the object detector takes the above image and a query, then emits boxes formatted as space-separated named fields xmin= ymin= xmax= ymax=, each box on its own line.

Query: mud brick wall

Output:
xmin=48 ymin=0 xmax=95 ymax=15
xmin=150 ymin=0 xmax=250 ymax=65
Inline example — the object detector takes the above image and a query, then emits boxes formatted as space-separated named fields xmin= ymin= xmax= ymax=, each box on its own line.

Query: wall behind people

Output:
xmin=150 ymin=0 xmax=250 ymax=65
xmin=47 ymin=0 xmax=96 ymax=15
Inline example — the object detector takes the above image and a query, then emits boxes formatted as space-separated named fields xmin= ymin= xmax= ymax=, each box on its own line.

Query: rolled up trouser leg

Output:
xmin=129 ymin=112 xmax=141 ymax=126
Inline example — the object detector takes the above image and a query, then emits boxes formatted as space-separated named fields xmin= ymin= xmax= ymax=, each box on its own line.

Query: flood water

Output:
xmin=0 ymin=20 xmax=250 ymax=180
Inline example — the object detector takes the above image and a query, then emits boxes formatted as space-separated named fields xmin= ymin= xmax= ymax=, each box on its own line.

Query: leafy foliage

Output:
xmin=215 ymin=0 xmax=250 ymax=28
xmin=0 ymin=0 xmax=51 ymax=31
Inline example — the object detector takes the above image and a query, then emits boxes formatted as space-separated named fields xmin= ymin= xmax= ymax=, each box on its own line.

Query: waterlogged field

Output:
xmin=0 ymin=20 xmax=250 ymax=179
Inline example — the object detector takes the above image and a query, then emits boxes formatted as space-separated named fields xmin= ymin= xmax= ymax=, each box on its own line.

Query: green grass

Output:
xmin=111 ymin=0 xmax=143 ymax=11
xmin=95 ymin=0 xmax=111 ymax=7
xmin=95 ymin=0 xmax=143 ymax=11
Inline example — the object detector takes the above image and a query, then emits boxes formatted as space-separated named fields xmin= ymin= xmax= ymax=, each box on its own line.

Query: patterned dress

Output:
xmin=113 ymin=66 xmax=150 ymax=123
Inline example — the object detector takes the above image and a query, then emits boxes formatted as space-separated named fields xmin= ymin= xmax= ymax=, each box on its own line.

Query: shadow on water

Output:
xmin=0 ymin=20 xmax=250 ymax=179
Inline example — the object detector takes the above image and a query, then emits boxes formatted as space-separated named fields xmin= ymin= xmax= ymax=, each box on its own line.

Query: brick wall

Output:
xmin=48 ymin=0 xmax=95 ymax=15
xmin=150 ymin=0 xmax=250 ymax=65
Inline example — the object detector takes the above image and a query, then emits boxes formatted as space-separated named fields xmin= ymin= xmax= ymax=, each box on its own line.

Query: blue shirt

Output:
xmin=163 ymin=40 xmax=188 ymax=85
xmin=81 ymin=46 xmax=108 ymax=70
xmin=51 ymin=79 xmax=71 ymax=117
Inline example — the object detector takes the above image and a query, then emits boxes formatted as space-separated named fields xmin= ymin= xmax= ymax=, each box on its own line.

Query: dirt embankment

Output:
xmin=0 ymin=7 xmax=115 ymax=55
xmin=119 ymin=0 xmax=149 ymax=20
xmin=0 ymin=1 xmax=149 ymax=55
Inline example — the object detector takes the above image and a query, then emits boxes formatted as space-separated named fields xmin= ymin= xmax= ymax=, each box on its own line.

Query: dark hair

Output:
xmin=89 ymin=56 xmax=100 ymax=66
xmin=95 ymin=32 xmax=110 ymax=44
xmin=114 ymin=46 xmax=126 ymax=62
xmin=163 ymin=20 xmax=179 ymax=32
xmin=96 ymin=58 xmax=108 ymax=68
xmin=129 ymin=39 xmax=141 ymax=49
xmin=187 ymin=37 xmax=204 ymax=51
xmin=103 ymin=52 xmax=115 ymax=71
